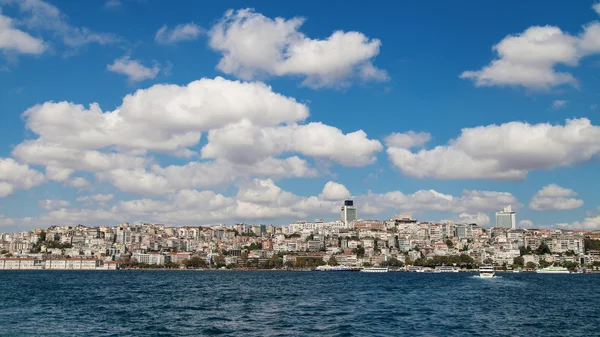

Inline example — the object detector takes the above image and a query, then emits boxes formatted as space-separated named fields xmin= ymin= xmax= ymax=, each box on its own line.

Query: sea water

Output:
xmin=0 ymin=271 xmax=598 ymax=336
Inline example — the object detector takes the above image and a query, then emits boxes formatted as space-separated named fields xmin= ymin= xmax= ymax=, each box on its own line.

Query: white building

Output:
xmin=496 ymin=205 xmax=516 ymax=229
xmin=341 ymin=200 xmax=357 ymax=225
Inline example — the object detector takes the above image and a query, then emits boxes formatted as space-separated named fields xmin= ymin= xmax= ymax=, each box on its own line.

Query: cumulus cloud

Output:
xmin=557 ymin=215 xmax=600 ymax=230
xmin=10 ymin=0 xmax=121 ymax=48
xmin=519 ymin=220 xmax=533 ymax=228
xmin=67 ymin=177 xmax=89 ymax=188
xmin=552 ymin=100 xmax=568 ymax=110
xmin=107 ymin=56 xmax=161 ymax=82
xmin=384 ymin=131 xmax=431 ymax=149
xmin=0 ymin=12 xmax=46 ymax=54
xmin=320 ymin=181 xmax=351 ymax=201
xmin=208 ymin=8 xmax=388 ymax=88
xmin=97 ymin=156 xmax=316 ymax=195
xmin=38 ymin=199 xmax=70 ymax=210
xmin=14 ymin=77 xmax=308 ymax=161
xmin=595 ymin=3 xmax=600 ymax=15
xmin=0 ymin=215 xmax=15 ymax=226
xmin=457 ymin=212 xmax=490 ymax=226
xmin=201 ymin=120 xmax=382 ymax=166
xmin=386 ymin=118 xmax=600 ymax=180
xmin=0 ymin=158 xmax=45 ymax=197
xmin=356 ymin=189 xmax=521 ymax=216
xmin=76 ymin=194 xmax=114 ymax=202
xmin=461 ymin=6 xmax=600 ymax=90
xmin=4 ymin=179 xmax=523 ymax=228
xmin=529 ymin=184 xmax=583 ymax=211
xmin=155 ymin=23 xmax=204 ymax=44
xmin=104 ymin=0 xmax=121 ymax=8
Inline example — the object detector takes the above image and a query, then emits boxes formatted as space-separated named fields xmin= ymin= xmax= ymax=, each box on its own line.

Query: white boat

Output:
xmin=512 ymin=269 xmax=521 ymax=273
xmin=479 ymin=265 xmax=495 ymax=278
xmin=536 ymin=266 xmax=570 ymax=274
xmin=360 ymin=267 xmax=389 ymax=273
xmin=315 ymin=265 xmax=359 ymax=272
xmin=434 ymin=266 xmax=459 ymax=273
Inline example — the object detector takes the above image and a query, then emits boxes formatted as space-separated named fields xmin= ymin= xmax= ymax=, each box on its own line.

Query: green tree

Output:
xmin=328 ymin=256 xmax=338 ymax=266
xmin=362 ymin=262 xmax=372 ymax=267
xmin=183 ymin=257 xmax=206 ymax=269
xmin=213 ymin=254 xmax=226 ymax=268
xmin=535 ymin=243 xmax=551 ymax=255
xmin=483 ymin=258 xmax=494 ymax=265
xmin=519 ymin=245 xmax=532 ymax=256
xmin=513 ymin=256 xmax=525 ymax=266
xmin=525 ymin=262 xmax=537 ymax=269
xmin=459 ymin=254 xmax=474 ymax=264
xmin=164 ymin=262 xmax=180 ymax=269
xmin=584 ymin=238 xmax=600 ymax=251
xmin=387 ymin=257 xmax=404 ymax=267
xmin=445 ymin=239 xmax=453 ymax=248
xmin=561 ymin=261 xmax=578 ymax=270
xmin=538 ymin=260 xmax=551 ymax=268
xmin=354 ymin=246 xmax=365 ymax=257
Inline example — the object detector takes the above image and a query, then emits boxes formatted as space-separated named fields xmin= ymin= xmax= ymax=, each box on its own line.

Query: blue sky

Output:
xmin=1 ymin=0 xmax=600 ymax=231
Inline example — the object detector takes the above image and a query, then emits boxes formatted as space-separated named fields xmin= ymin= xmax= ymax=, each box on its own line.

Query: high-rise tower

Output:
xmin=496 ymin=205 xmax=516 ymax=229
xmin=341 ymin=200 xmax=357 ymax=225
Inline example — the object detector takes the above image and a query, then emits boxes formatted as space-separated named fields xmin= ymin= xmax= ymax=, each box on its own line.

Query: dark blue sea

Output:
xmin=0 ymin=271 xmax=598 ymax=336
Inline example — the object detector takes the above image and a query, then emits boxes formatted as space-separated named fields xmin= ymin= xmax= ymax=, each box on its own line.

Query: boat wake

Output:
xmin=471 ymin=275 xmax=502 ymax=279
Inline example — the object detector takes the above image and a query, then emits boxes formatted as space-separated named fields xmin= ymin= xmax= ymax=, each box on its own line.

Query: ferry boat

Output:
xmin=479 ymin=265 xmax=495 ymax=278
xmin=536 ymin=266 xmax=570 ymax=274
xmin=360 ymin=267 xmax=389 ymax=273
xmin=315 ymin=265 xmax=359 ymax=272
xmin=434 ymin=266 xmax=460 ymax=273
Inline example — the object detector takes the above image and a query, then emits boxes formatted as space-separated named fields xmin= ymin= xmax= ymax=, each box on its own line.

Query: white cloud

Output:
xmin=15 ymin=77 xmax=308 ymax=160
xmin=201 ymin=120 xmax=382 ymax=166
xmin=111 ymin=182 xmax=518 ymax=225
xmin=529 ymin=184 xmax=583 ymax=211
xmin=461 ymin=8 xmax=600 ymax=90
xmin=38 ymin=199 xmax=70 ymax=210
xmin=320 ymin=181 xmax=351 ymax=201
xmin=208 ymin=8 xmax=388 ymax=88
xmin=0 ymin=12 xmax=46 ymax=54
xmin=457 ymin=212 xmax=490 ymax=226
xmin=356 ymin=189 xmax=520 ymax=216
xmin=107 ymin=56 xmax=161 ymax=82
xmin=76 ymin=193 xmax=114 ymax=202
xmin=4 ymin=177 xmax=524 ymax=228
xmin=595 ymin=3 xmax=600 ymax=15
xmin=0 ymin=158 xmax=45 ymax=197
xmin=67 ymin=177 xmax=89 ymax=188
xmin=519 ymin=220 xmax=534 ymax=228
xmin=12 ymin=0 xmax=121 ymax=48
xmin=155 ymin=23 xmax=204 ymax=44
xmin=12 ymin=76 xmax=340 ymax=195
xmin=0 ymin=215 xmax=15 ymax=226
xmin=45 ymin=166 xmax=73 ymax=182
xmin=386 ymin=118 xmax=600 ymax=180
xmin=552 ymin=99 xmax=568 ymax=110
xmin=97 ymin=156 xmax=316 ymax=196
xmin=557 ymin=215 xmax=600 ymax=230
xmin=104 ymin=0 xmax=121 ymax=8
xmin=384 ymin=131 xmax=431 ymax=149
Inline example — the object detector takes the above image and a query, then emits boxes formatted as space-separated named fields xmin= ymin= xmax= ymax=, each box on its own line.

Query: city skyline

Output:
xmin=1 ymin=0 xmax=600 ymax=232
